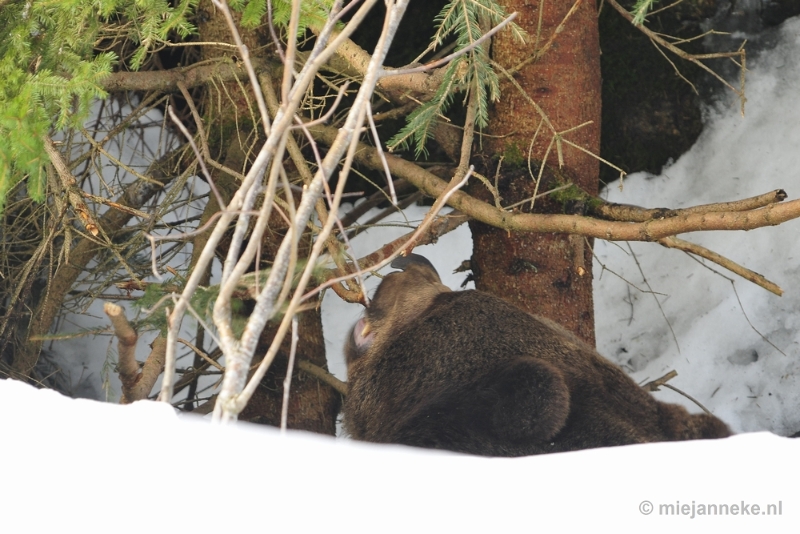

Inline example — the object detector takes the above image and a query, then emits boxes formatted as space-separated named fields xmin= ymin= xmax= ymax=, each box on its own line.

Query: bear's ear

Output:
xmin=391 ymin=253 xmax=438 ymax=276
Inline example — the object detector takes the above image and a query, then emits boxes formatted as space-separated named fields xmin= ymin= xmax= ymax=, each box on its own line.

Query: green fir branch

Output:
xmin=389 ymin=0 xmax=524 ymax=156
xmin=631 ymin=0 xmax=657 ymax=26
xmin=237 ymin=0 xmax=335 ymax=33
xmin=0 ymin=0 xmax=199 ymax=217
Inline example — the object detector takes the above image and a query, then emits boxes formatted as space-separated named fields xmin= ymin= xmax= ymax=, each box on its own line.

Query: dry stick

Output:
xmin=339 ymin=179 xmax=414 ymax=227
xmin=661 ymin=383 xmax=713 ymax=416
xmin=640 ymin=370 xmax=713 ymax=416
xmin=212 ymin=0 xmax=401 ymax=422
xmin=177 ymin=338 xmax=225 ymax=371
xmin=102 ymin=58 xmax=258 ymax=93
xmin=308 ymin=121 xmax=800 ymax=240
xmin=297 ymin=360 xmax=348 ymax=395
xmin=366 ymin=100 xmax=398 ymax=204
xmin=307 ymin=186 xmax=471 ymax=301
xmin=280 ymin=316 xmax=300 ymax=433
xmin=77 ymin=192 xmax=150 ymax=219
xmin=280 ymin=0 xmax=303 ymax=103
xmin=641 ymin=370 xmax=678 ymax=391
xmin=671 ymin=189 xmax=786 ymax=215
xmin=234 ymin=210 xmax=469 ymax=301
xmin=136 ymin=336 xmax=168 ymax=401
xmin=104 ymin=302 xmax=138 ymax=395
xmin=162 ymin=0 xmax=375 ymax=403
xmin=658 ymin=236 xmax=782 ymax=296
xmin=259 ymin=71 xmax=359 ymax=297
xmin=172 ymin=348 xmax=223 ymax=393
xmin=587 ymin=239 xmax=667 ymax=297
xmin=43 ymin=137 xmax=100 ymax=237
xmin=218 ymin=136 xmax=282 ymax=293
xmin=345 ymin=191 xmax=425 ymax=241
xmin=594 ymin=189 xmax=787 ymax=222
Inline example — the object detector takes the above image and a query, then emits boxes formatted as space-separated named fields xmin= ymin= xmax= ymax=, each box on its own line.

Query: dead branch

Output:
xmin=658 ymin=236 xmax=782 ymax=296
xmin=642 ymin=370 xmax=678 ymax=391
xmin=298 ymin=31 xmax=448 ymax=104
xmin=102 ymin=58 xmax=260 ymax=93
xmin=226 ymin=211 xmax=468 ymax=304
xmin=607 ymin=0 xmax=746 ymax=113
xmin=43 ymin=137 xmax=99 ymax=237
xmin=640 ymin=369 xmax=712 ymax=415
xmin=206 ymin=0 xmax=405 ymax=422
xmin=104 ymin=303 xmax=167 ymax=403
xmin=297 ymin=360 xmax=348 ymax=396
xmin=308 ymin=122 xmax=800 ymax=241
xmin=104 ymin=302 xmax=138 ymax=383
xmin=308 ymin=211 xmax=470 ymax=302
xmin=595 ymin=189 xmax=787 ymax=222
xmin=15 ymin=147 xmax=183 ymax=377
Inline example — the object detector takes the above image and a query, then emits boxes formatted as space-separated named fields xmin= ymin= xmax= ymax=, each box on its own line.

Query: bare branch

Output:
xmin=658 ymin=236 xmax=783 ymax=296
xmin=297 ymin=360 xmax=348 ymax=395
xmin=308 ymin=122 xmax=800 ymax=241
xmin=606 ymin=0 xmax=746 ymax=114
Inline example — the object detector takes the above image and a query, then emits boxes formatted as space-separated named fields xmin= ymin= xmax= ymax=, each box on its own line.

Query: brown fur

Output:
xmin=343 ymin=254 xmax=731 ymax=456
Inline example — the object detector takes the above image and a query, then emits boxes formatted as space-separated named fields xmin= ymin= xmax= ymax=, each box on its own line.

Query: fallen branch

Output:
xmin=641 ymin=369 xmax=712 ymax=415
xmin=642 ymin=370 xmax=678 ymax=392
xmin=658 ymin=236 xmax=782 ymax=296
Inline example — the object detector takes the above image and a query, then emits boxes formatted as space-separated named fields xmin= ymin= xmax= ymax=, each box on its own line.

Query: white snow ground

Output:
xmin=4 ymin=13 xmax=800 ymax=534
xmin=0 ymin=378 xmax=795 ymax=532
xmin=593 ymin=17 xmax=800 ymax=436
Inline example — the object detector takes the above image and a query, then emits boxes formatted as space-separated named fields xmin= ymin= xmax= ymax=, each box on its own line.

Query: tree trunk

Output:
xmin=469 ymin=0 xmax=602 ymax=345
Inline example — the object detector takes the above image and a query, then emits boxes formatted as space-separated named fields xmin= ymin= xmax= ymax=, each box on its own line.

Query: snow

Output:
xmin=0 ymin=378 xmax=796 ymax=532
xmin=6 ymin=13 xmax=800 ymax=533
xmin=593 ymin=17 xmax=800 ymax=436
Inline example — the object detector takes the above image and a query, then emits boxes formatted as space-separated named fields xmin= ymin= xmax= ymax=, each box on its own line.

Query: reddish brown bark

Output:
xmin=469 ymin=0 xmax=602 ymax=345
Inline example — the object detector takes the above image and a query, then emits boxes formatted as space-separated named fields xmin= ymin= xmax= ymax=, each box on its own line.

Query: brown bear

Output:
xmin=343 ymin=253 xmax=731 ymax=456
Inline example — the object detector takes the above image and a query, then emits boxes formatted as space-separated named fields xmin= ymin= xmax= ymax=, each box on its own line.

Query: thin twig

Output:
xmin=280 ymin=316 xmax=299 ymax=433
xmin=381 ymin=13 xmax=518 ymax=77
xmin=627 ymin=242 xmax=680 ymax=354
xmin=606 ymin=0 xmax=746 ymax=114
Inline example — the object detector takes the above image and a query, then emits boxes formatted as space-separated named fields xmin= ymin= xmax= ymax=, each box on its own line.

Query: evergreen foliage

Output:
xmin=234 ymin=0 xmax=335 ymax=33
xmin=0 ymin=0 xmax=198 ymax=217
xmin=631 ymin=0 xmax=656 ymax=26
xmin=387 ymin=0 xmax=525 ymax=156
